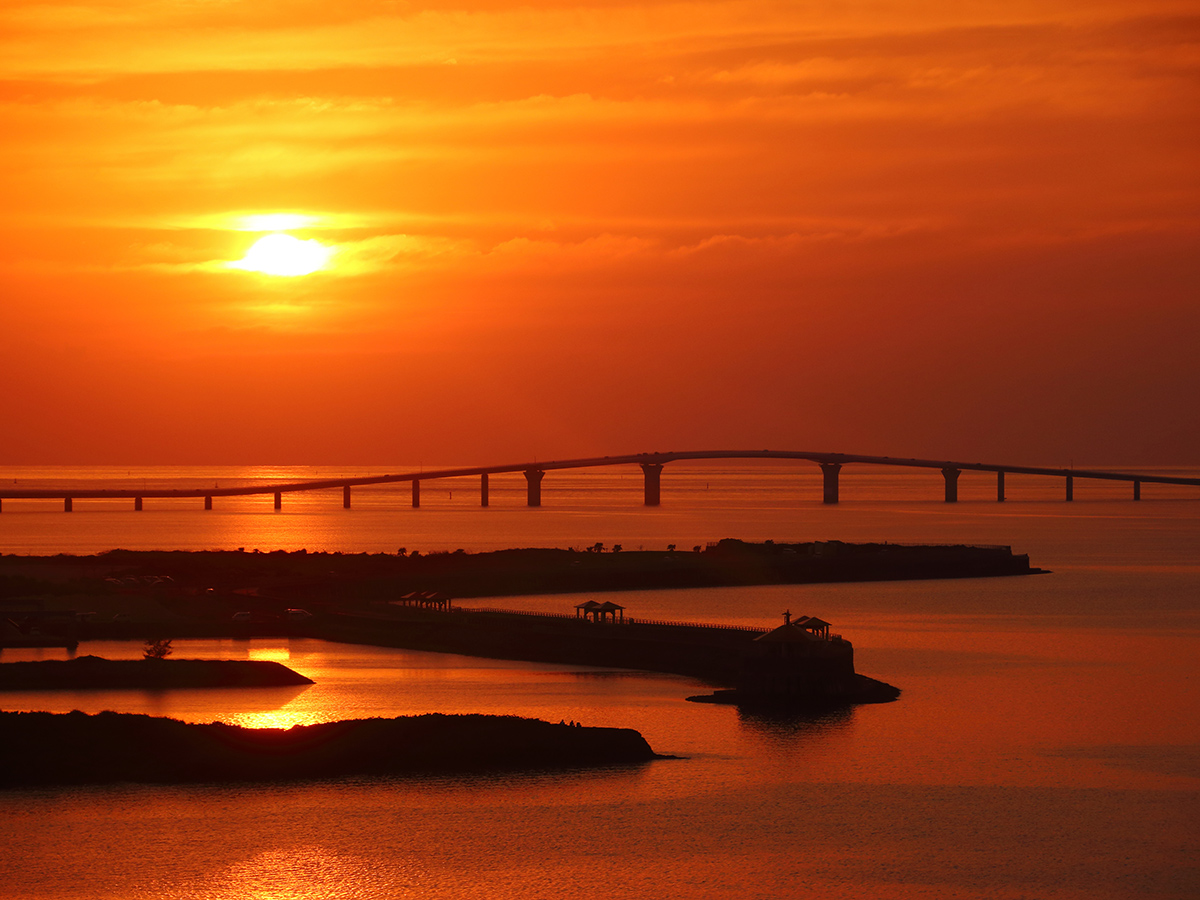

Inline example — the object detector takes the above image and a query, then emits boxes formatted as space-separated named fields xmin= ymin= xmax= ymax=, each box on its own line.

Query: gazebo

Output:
xmin=799 ymin=616 xmax=831 ymax=639
xmin=394 ymin=591 xmax=452 ymax=611
xmin=575 ymin=599 xmax=625 ymax=623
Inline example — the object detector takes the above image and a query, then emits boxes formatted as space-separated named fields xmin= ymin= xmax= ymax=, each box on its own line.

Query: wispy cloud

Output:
xmin=1 ymin=0 xmax=1197 ymax=461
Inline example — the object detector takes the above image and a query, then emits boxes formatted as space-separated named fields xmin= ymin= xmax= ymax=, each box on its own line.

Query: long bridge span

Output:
xmin=1 ymin=450 xmax=1197 ymax=512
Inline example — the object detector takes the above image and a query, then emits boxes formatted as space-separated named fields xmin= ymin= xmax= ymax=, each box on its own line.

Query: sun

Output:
xmin=230 ymin=233 xmax=332 ymax=276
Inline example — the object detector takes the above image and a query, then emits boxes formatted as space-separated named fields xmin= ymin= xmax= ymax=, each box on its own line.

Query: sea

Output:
xmin=1 ymin=461 xmax=1197 ymax=899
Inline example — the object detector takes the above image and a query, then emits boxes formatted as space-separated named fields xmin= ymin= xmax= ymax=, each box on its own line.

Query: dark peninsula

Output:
xmin=1 ymin=539 xmax=1042 ymax=636
xmin=0 ymin=656 xmax=313 ymax=691
xmin=0 ymin=710 xmax=660 ymax=787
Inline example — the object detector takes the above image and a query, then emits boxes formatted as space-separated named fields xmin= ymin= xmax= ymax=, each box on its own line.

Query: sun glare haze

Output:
xmin=230 ymin=233 xmax=333 ymax=277
xmin=237 ymin=213 xmax=318 ymax=232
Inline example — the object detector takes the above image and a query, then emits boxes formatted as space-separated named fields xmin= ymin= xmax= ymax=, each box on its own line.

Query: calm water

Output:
xmin=2 ymin=463 xmax=1198 ymax=899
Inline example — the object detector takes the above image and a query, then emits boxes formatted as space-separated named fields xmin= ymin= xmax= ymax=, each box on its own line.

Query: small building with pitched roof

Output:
xmin=737 ymin=611 xmax=855 ymax=701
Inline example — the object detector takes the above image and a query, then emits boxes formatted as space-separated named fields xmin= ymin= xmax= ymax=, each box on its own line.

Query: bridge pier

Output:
xmin=343 ymin=485 xmax=351 ymax=509
xmin=480 ymin=473 xmax=489 ymax=507
xmin=64 ymin=497 xmax=72 ymax=512
xmin=204 ymin=496 xmax=212 ymax=510
xmin=412 ymin=480 xmax=420 ymax=508
xmin=942 ymin=467 xmax=960 ymax=502
xmin=1065 ymin=476 xmax=1073 ymax=501
xmin=820 ymin=463 xmax=841 ymax=504
xmin=1134 ymin=479 xmax=1141 ymax=501
xmin=274 ymin=491 xmax=282 ymax=510
xmin=996 ymin=471 xmax=1005 ymax=502
xmin=134 ymin=497 xmax=143 ymax=511
xmin=524 ymin=468 xmax=545 ymax=507
xmin=641 ymin=463 xmax=663 ymax=506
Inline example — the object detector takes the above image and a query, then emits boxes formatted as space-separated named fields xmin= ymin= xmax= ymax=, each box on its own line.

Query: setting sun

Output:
xmin=230 ymin=233 xmax=332 ymax=277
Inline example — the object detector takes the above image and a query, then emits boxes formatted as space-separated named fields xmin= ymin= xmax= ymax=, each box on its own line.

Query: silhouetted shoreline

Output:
xmin=0 ymin=710 xmax=660 ymax=787
xmin=1 ymin=540 xmax=1044 ymax=638
xmin=0 ymin=539 xmax=1029 ymax=702
xmin=0 ymin=657 xmax=312 ymax=691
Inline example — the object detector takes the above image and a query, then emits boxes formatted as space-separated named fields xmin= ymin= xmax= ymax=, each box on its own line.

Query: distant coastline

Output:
xmin=1 ymin=539 xmax=1044 ymax=626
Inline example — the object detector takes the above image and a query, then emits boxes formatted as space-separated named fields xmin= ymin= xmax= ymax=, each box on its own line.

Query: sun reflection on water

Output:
xmin=247 ymin=647 xmax=292 ymax=663
xmin=183 ymin=847 xmax=418 ymax=900
xmin=222 ymin=709 xmax=319 ymax=730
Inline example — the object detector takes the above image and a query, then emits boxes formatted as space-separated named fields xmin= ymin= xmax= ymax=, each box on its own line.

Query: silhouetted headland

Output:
xmin=0 ymin=539 xmax=1044 ymax=642
xmin=0 ymin=710 xmax=660 ymax=787
xmin=0 ymin=656 xmax=313 ymax=691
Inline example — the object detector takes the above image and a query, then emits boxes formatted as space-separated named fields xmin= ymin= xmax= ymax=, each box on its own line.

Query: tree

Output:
xmin=143 ymin=638 xmax=173 ymax=660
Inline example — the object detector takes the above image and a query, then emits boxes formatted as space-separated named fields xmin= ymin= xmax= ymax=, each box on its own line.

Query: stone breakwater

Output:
xmin=317 ymin=607 xmax=900 ymax=706
xmin=0 ymin=710 xmax=660 ymax=787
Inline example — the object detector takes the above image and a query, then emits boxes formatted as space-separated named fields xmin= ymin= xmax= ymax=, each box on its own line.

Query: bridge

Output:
xmin=1 ymin=450 xmax=1197 ymax=513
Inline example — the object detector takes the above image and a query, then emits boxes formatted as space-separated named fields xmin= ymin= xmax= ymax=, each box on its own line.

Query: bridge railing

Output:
xmin=625 ymin=617 xmax=767 ymax=634
xmin=453 ymin=606 xmax=577 ymax=621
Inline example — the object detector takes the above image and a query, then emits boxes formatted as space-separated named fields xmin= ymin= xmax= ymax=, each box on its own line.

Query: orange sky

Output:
xmin=1 ymin=0 xmax=1197 ymax=465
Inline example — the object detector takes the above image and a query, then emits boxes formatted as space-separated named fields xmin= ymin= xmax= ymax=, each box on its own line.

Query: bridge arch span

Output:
xmin=0 ymin=451 xmax=1195 ymax=511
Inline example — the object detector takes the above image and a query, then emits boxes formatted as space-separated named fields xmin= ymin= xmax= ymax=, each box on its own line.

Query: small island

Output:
xmin=682 ymin=611 xmax=901 ymax=708
xmin=688 ymin=674 xmax=901 ymax=708
xmin=0 ymin=710 xmax=661 ymax=787
xmin=0 ymin=656 xmax=313 ymax=691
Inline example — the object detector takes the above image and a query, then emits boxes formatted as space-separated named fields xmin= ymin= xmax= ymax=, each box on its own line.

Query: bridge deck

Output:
xmin=0 ymin=450 xmax=1196 ymax=501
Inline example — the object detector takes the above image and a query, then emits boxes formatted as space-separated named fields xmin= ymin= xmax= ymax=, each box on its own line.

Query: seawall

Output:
xmin=315 ymin=606 xmax=901 ymax=706
xmin=318 ymin=606 xmax=762 ymax=684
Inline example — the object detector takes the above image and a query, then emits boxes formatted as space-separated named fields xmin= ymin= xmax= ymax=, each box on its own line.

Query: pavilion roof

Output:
xmin=754 ymin=622 xmax=819 ymax=643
